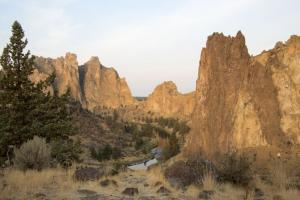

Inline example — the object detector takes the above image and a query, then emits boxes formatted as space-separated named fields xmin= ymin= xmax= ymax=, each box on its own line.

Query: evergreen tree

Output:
xmin=0 ymin=21 xmax=74 ymax=159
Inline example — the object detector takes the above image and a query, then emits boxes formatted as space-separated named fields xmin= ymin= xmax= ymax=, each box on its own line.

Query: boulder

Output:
xmin=122 ymin=187 xmax=139 ymax=196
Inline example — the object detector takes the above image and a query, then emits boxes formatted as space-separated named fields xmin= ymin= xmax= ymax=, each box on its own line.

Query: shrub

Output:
xmin=102 ymin=144 xmax=113 ymax=160
xmin=154 ymin=127 xmax=169 ymax=138
xmin=74 ymin=167 xmax=103 ymax=181
xmin=162 ymin=133 xmax=180 ymax=160
xmin=141 ymin=141 xmax=156 ymax=154
xmin=216 ymin=151 xmax=252 ymax=186
xmin=13 ymin=136 xmax=51 ymax=171
xmin=165 ymin=158 xmax=215 ymax=187
xmin=90 ymin=144 xmax=122 ymax=161
xmin=111 ymin=161 xmax=122 ymax=175
xmin=111 ymin=147 xmax=122 ymax=159
xmin=135 ymin=138 xmax=145 ymax=150
xmin=202 ymin=172 xmax=218 ymax=191
xmin=50 ymin=139 xmax=82 ymax=168
xmin=140 ymin=123 xmax=154 ymax=137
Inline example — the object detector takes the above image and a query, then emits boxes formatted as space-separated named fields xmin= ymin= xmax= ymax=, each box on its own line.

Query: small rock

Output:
xmin=144 ymin=183 xmax=149 ymax=187
xmin=199 ymin=190 xmax=215 ymax=200
xmin=111 ymin=179 xmax=118 ymax=186
xmin=99 ymin=179 xmax=118 ymax=187
xmin=35 ymin=193 xmax=46 ymax=198
xmin=122 ymin=187 xmax=139 ymax=196
xmin=254 ymin=188 xmax=264 ymax=199
xmin=100 ymin=179 xmax=110 ymax=187
xmin=156 ymin=186 xmax=170 ymax=194
xmin=34 ymin=193 xmax=47 ymax=200
xmin=154 ymin=181 xmax=162 ymax=186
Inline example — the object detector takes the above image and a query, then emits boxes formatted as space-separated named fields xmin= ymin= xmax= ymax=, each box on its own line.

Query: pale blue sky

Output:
xmin=0 ymin=0 xmax=300 ymax=96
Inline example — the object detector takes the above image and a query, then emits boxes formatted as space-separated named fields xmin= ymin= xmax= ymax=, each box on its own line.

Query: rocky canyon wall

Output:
xmin=32 ymin=53 xmax=135 ymax=111
xmin=187 ymin=32 xmax=300 ymax=157
xmin=79 ymin=56 xmax=135 ymax=110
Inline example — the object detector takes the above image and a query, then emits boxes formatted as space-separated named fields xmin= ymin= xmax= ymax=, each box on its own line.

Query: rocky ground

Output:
xmin=2 ymin=158 xmax=300 ymax=200
xmin=0 ymin=166 xmax=198 ymax=200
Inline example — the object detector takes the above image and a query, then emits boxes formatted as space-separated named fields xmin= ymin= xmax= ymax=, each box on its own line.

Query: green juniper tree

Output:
xmin=0 ymin=21 xmax=74 ymax=160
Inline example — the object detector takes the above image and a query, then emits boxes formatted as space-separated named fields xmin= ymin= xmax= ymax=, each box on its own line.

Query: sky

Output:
xmin=0 ymin=0 xmax=300 ymax=96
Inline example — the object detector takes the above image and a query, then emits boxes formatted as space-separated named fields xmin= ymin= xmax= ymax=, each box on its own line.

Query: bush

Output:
xmin=141 ymin=141 xmax=156 ymax=154
xmin=111 ymin=147 xmax=122 ymax=159
xmin=154 ymin=127 xmax=169 ymax=138
xmin=13 ymin=136 xmax=51 ymax=171
xmin=74 ymin=167 xmax=103 ymax=181
xmin=111 ymin=161 xmax=122 ymax=175
xmin=165 ymin=158 xmax=216 ymax=187
xmin=50 ymin=139 xmax=82 ymax=168
xmin=90 ymin=144 xmax=122 ymax=161
xmin=162 ymin=133 xmax=180 ymax=160
xmin=216 ymin=151 xmax=252 ymax=186
xmin=135 ymin=138 xmax=145 ymax=150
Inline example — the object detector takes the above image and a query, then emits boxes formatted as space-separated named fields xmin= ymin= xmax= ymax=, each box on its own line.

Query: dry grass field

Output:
xmin=1 ymin=161 xmax=300 ymax=200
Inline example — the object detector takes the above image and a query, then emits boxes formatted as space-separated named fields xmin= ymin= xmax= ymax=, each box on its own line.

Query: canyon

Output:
xmin=32 ymin=32 xmax=300 ymax=157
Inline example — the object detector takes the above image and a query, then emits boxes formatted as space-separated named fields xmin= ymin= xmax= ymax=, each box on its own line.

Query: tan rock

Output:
xmin=33 ymin=53 xmax=135 ymax=112
xmin=79 ymin=56 xmax=135 ymax=110
xmin=145 ymin=81 xmax=195 ymax=118
xmin=33 ymin=53 xmax=84 ymax=104
xmin=186 ymin=32 xmax=300 ymax=157
xmin=256 ymin=35 xmax=300 ymax=144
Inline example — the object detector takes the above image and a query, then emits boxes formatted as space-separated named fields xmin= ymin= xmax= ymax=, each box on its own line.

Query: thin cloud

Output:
xmin=0 ymin=0 xmax=299 ymax=96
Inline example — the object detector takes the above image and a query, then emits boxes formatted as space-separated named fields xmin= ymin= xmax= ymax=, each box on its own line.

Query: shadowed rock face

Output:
xmin=145 ymin=81 xmax=195 ymax=118
xmin=33 ymin=53 xmax=135 ymax=111
xmin=187 ymin=32 xmax=300 ymax=157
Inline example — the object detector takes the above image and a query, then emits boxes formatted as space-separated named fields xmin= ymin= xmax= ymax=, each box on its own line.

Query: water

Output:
xmin=127 ymin=158 xmax=158 ymax=170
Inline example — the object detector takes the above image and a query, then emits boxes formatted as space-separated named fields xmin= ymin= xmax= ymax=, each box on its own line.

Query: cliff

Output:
xmin=145 ymin=81 xmax=195 ymax=118
xmin=33 ymin=53 xmax=84 ymax=103
xmin=79 ymin=56 xmax=135 ymax=110
xmin=33 ymin=53 xmax=135 ymax=111
xmin=187 ymin=32 xmax=300 ymax=157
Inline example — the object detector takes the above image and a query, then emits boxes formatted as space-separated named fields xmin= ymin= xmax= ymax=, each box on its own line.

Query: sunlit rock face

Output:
xmin=33 ymin=53 xmax=135 ymax=111
xmin=79 ymin=56 xmax=135 ymax=110
xmin=145 ymin=81 xmax=195 ymax=118
xmin=255 ymin=35 xmax=300 ymax=144
xmin=187 ymin=32 xmax=300 ymax=157
xmin=33 ymin=53 xmax=84 ymax=104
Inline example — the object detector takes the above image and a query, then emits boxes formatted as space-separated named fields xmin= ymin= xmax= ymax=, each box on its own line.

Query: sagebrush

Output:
xmin=14 ymin=136 xmax=51 ymax=171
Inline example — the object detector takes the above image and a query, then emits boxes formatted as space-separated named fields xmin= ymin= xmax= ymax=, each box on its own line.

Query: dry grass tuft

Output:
xmin=275 ymin=189 xmax=300 ymax=200
xmin=0 ymin=167 xmax=81 ymax=199
xmin=201 ymin=172 xmax=218 ymax=191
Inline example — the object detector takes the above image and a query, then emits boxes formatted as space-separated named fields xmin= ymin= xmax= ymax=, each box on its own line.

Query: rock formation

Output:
xmin=145 ymin=81 xmax=195 ymax=118
xmin=187 ymin=32 xmax=300 ymax=157
xmin=79 ymin=56 xmax=135 ymax=110
xmin=33 ymin=53 xmax=84 ymax=104
xmin=33 ymin=53 xmax=135 ymax=111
